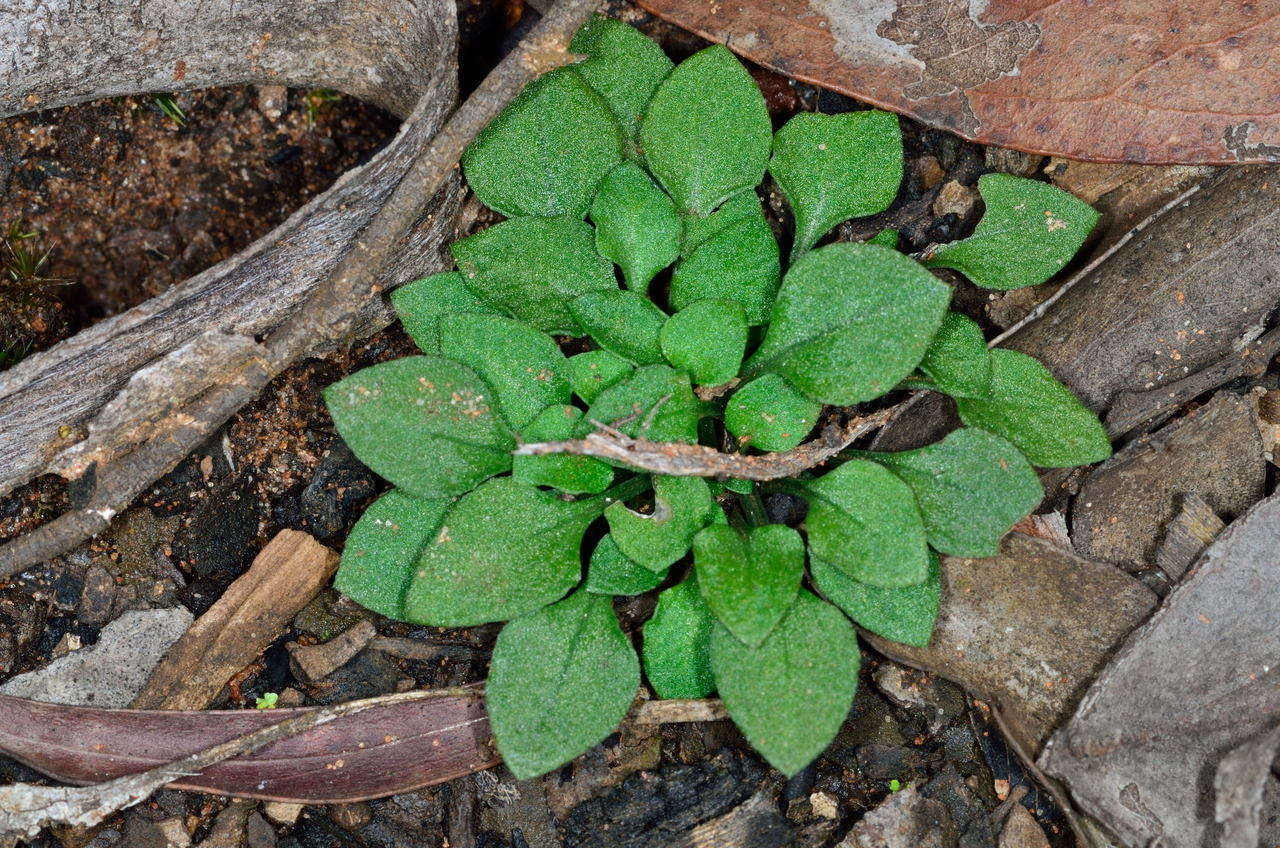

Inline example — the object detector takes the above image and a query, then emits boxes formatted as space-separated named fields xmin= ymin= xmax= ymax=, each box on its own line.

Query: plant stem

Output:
xmin=601 ymin=474 xmax=651 ymax=506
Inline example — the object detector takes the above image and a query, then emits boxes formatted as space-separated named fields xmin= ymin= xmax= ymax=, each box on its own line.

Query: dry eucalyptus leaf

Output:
xmin=636 ymin=0 xmax=1280 ymax=164
xmin=1041 ymin=494 xmax=1280 ymax=848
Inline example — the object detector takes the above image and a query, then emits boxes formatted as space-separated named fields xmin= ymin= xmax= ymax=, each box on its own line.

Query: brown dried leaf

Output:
xmin=636 ymin=0 xmax=1280 ymax=164
xmin=0 ymin=690 xmax=496 ymax=804
xmin=1041 ymin=494 xmax=1280 ymax=847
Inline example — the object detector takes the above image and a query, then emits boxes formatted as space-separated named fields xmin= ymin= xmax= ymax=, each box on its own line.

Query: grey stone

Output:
xmin=0 ymin=607 xmax=191 ymax=707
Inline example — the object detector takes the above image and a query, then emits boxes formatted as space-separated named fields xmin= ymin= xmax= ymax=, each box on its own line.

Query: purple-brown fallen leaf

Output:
xmin=635 ymin=0 xmax=1280 ymax=164
xmin=0 ymin=690 xmax=497 ymax=803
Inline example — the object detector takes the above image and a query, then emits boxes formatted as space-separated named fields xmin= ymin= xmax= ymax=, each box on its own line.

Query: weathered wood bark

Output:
xmin=0 ymin=0 xmax=463 ymax=500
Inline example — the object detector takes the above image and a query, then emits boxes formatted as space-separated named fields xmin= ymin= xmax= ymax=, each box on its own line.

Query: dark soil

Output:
xmin=0 ymin=86 xmax=397 ymax=355
xmin=0 ymin=3 xmax=1078 ymax=847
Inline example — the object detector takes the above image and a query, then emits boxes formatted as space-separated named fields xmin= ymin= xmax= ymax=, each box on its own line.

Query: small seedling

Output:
xmin=305 ymin=88 xmax=341 ymax=128
xmin=254 ymin=692 xmax=280 ymax=710
xmin=151 ymin=93 xmax=187 ymax=126
xmin=323 ymin=16 xmax=1108 ymax=779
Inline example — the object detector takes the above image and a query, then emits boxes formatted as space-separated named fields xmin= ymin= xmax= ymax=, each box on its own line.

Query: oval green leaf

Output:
xmin=640 ymin=44 xmax=771 ymax=216
xmin=811 ymin=552 xmax=940 ymax=649
xmin=404 ymin=478 xmax=603 ymax=626
xmin=451 ymin=215 xmax=616 ymax=335
xmin=570 ymin=15 xmax=674 ymax=147
xmin=868 ymin=428 xmax=1042 ymax=558
xmin=643 ymin=575 xmax=716 ymax=699
xmin=462 ymin=67 xmax=623 ymax=219
xmin=746 ymin=243 xmax=950 ymax=405
xmin=487 ymin=589 xmax=640 ymax=779
xmin=669 ymin=203 xmax=780 ymax=325
xmin=659 ymin=299 xmax=747 ymax=387
xmin=769 ymin=110 xmax=903 ymax=258
xmin=955 ymin=349 xmax=1111 ymax=468
xmin=323 ymin=356 xmax=513 ymax=498
xmin=711 ymin=590 xmax=860 ymax=776
xmin=925 ymin=173 xmax=1099 ymax=290
xmin=804 ymin=459 xmax=930 ymax=588
xmin=694 ymin=524 xmax=804 ymax=647
xmin=589 ymin=162 xmax=681 ymax=291
xmin=569 ymin=289 xmax=667 ymax=366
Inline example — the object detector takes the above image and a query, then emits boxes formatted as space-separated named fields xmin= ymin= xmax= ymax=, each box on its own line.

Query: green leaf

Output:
xmin=866 ymin=228 xmax=899 ymax=249
xmin=746 ymin=243 xmax=950 ymax=404
xmin=769 ymin=110 xmax=903 ymax=258
xmin=955 ymin=349 xmax=1111 ymax=467
xmin=324 ymin=356 xmax=513 ymax=498
xmin=567 ymin=349 xmax=634 ymax=404
xmin=487 ymin=589 xmax=640 ymax=779
xmin=643 ymin=575 xmax=716 ymax=698
xmin=570 ymin=15 xmax=674 ymax=147
xmin=694 ymin=524 xmax=804 ymax=646
xmin=670 ymin=203 xmax=780 ymax=325
xmin=513 ymin=404 xmax=614 ymax=494
xmin=811 ymin=552 xmax=940 ymax=648
xmin=804 ymin=460 xmax=930 ymax=588
xmin=585 ymin=533 xmax=666 ymax=596
xmin=724 ymin=373 xmax=821 ymax=452
xmin=925 ymin=173 xmax=1099 ymax=290
xmin=681 ymin=190 xmax=760 ymax=255
xmin=659 ymin=300 xmax=747 ymax=386
xmin=589 ymin=163 xmax=681 ymax=290
xmin=451 ymin=216 xmax=616 ymax=334
xmin=640 ymin=44 xmax=772 ymax=216
xmin=711 ymin=590 xmax=859 ymax=775
xmin=391 ymin=272 xmax=501 ymax=354
xmin=917 ymin=311 xmax=992 ymax=400
xmin=585 ymin=364 xmax=702 ymax=444
xmin=569 ymin=290 xmax=667 ymax=366
xmin=868 ymin=428 xmax=1042 ymax=558
xmin=336 ymin=489 xmax=450 ymax=620
xmin=462 ymin=67 xmax=623 ymax=219
xmin=606 ymin=474 xmax=715 ymax=571
xmin=404 ymin=478 xmax=602 ymax=625
xmin=438 ymin=313 xmax=570 ymax=430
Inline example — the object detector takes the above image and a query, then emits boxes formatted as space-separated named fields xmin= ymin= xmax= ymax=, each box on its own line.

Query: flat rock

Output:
xmin=1073 ymin=392 xmax=1265 ymax=570
xmin=838 ymin=785 xmax=954 ymax=848
xmin=1041 ymin=494 xmax=1280 ymax=848
xmin=998 ymin=805 xmax=1049 ymax=848
xmin=863 ymin=535 xmax=1157 ymax=754
xmin=0 ymin=607 xmax=191 ymax=707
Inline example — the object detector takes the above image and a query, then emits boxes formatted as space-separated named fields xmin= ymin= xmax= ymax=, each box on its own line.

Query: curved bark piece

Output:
xmin=0 ymin=0 xmax=462 ymax=501
xmin=635 ymin=0 xmax=1280 ymax=164
xmin=0 ymin=691 xmax=497 ymax=804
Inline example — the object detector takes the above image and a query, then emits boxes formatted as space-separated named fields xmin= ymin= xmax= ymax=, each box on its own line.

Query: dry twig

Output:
xmin=514 ymin=405 xmax=900 ymax=481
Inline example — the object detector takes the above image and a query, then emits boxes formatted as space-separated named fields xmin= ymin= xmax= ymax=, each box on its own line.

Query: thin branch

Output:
xmin=514 ymin=405 xmax=900 ymax=481
xmin=0 ymin=687 xmax=477 ymax=845
xmin=0 ymin=0 xmax=601 ymax=580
